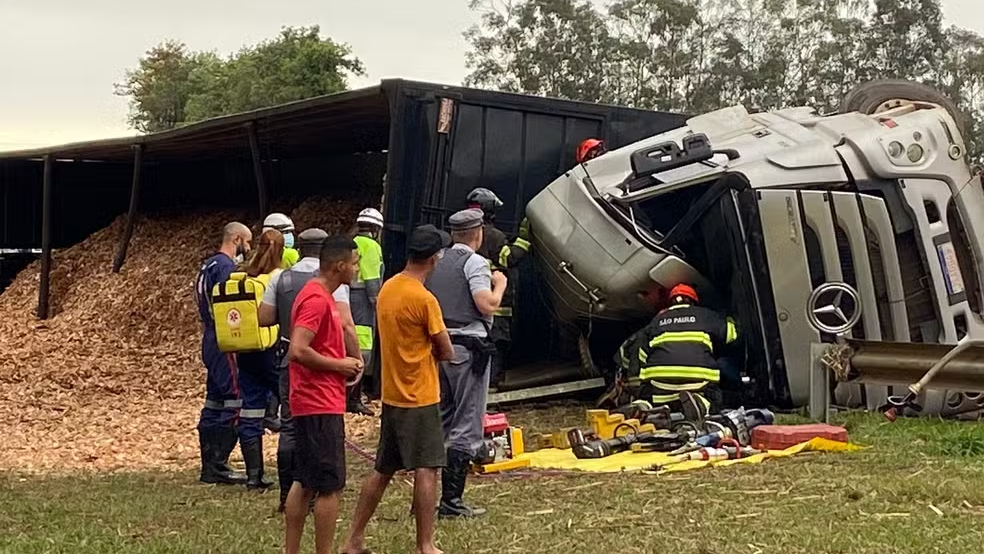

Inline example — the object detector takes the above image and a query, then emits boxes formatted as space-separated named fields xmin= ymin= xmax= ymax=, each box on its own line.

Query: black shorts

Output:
xmin=375 ymin=403 xmax=446 ymax=474
xmin=293 ymin=414 xmax=346 ymax=493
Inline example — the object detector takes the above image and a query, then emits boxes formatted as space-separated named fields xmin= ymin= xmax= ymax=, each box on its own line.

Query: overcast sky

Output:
xmin=1 ymin=0 xmax=982 ymax=150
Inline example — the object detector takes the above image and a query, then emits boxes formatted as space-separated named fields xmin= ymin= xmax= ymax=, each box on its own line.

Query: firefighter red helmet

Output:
xmin=669 ymin=283 xmax=699 ymax=304
xmin=576 ymin=138 xmax=605 ymax=164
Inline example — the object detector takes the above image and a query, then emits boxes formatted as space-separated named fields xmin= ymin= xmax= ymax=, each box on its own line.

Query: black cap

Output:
xmin=408 ymin=224 xmax=451 ymax=258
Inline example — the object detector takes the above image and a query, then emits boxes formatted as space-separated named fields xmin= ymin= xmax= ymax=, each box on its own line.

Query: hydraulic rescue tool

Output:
xmin=473 ymin=413 xmax=530 ymax=473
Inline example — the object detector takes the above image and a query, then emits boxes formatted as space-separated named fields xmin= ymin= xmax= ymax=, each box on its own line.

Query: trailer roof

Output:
xmin=0 ymin=80 xmax=662 ymax=164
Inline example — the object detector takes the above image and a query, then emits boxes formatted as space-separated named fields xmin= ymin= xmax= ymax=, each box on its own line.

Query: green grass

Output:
xmin=4 ymin=407 xmax=984 ymax=553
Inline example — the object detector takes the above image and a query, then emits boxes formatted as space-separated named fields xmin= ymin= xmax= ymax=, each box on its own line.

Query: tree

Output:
xmin=114 ymin=40 xmax=203 ymax=133
xmin=464 ymin=0 xmax=984 ymax=161
xmin=116 ymin=26 xmax=365 ymax=132
xmin=464 ymin=0 xmax=620 ymax=103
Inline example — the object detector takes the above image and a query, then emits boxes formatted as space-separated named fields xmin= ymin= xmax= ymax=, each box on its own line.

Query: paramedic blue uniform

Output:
xmin=195 ymin=253 xmax=242 ymax=430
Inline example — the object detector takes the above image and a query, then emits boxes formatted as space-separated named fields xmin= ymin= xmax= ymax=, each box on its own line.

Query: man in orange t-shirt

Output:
xmin=341 ymin=225 xmax=453 ymax=554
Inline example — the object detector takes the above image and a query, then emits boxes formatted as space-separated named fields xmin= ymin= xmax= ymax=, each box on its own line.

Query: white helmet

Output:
xmin=262 ymin=213 xmax=294 ymax=233
xmin=356 ymin=208 xmax=384 ymax=228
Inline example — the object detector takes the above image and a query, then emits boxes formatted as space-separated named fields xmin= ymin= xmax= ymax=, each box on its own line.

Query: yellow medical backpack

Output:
xmin=211 ymin=272 xmax=280 ymax=353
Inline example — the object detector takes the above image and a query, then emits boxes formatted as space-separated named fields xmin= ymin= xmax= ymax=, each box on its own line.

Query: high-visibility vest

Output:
xmin=211 ymin=272 xmax=279 ymax=353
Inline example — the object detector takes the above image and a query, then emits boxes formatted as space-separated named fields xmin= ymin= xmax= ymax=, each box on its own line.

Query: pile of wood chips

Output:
xmin=0 ymin=196 xmax=381 ymax=473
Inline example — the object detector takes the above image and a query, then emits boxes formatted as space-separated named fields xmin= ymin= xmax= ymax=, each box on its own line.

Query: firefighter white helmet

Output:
xmin=262 ymin=213 xmax=294 ymax=233
xmin=356 ymin=208 xmax=384 ymax=228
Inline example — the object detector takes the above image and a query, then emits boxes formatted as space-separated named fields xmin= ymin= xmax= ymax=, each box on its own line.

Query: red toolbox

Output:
xmin=750 ymin=424 xmax=849 ymax=451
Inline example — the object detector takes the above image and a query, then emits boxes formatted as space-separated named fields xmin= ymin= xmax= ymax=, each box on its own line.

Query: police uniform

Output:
xmin=636 ymin=287 xmax=738 ymax=413
xmin=426 ymin=208 xmax=496 ymax=518
xmin=195 ymin=252 xmax=246 ymax=485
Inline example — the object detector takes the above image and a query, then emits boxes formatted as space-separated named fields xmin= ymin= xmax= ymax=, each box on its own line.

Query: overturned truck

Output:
xmin=528 ymin=81 xmax=984 ymax=416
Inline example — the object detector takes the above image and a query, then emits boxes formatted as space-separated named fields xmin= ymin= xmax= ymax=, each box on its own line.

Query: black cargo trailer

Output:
xmin=0 ymin=80 xmax=686 ymax=394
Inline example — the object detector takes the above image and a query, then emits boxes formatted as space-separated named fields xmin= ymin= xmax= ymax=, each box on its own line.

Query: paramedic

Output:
xmin=195 ymin=221 xmax=251 ymax=485
xmin=236 ymin=229 xmax=285 ymax=490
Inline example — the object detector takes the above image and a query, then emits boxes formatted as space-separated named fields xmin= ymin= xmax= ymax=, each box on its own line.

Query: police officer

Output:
xmin=426 ymin=209 xmax=508 ymax=518
xmin=263 ymin=213 xmax=299 ymax=269
xmin=195 ymin=221 xmax=252 ymax=485
xmin=465 ymin=188 xmax=530 ymax=389
xmin=636 ymin=284 xmax=738 ymax=414
xmin=347 ymin=208 xmax=385 ymax=416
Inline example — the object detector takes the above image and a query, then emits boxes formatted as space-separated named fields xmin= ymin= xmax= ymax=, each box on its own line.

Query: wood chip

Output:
xmin=929 ymin=504 xmax=944 ymax=516
xmin=0 ymin=198 xmax=372 ymax=473
xmin=526 ymin=509 xmax=555 ymax=516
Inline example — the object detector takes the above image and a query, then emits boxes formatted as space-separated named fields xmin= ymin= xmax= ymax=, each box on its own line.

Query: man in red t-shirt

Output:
xmin=284 ymin=235 xmax=363 ymax=554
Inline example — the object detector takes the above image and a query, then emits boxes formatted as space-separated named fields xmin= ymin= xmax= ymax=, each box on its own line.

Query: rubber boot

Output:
xmin=277 ymin=440 xmax=294 ymax=512
xmin=242 ymin=436 xmax=273 ymax=491
xmin=198 ymin=427 xmax=247 ymax=485
xmin=263 ymin=394 xmax=282 ymax=433
xmin=438 ymin=449 xmax=486 ymax=519
xmin=346 ymin=385 xmax=375 ymax=417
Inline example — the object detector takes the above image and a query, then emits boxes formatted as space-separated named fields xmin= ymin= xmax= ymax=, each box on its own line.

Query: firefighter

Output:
xmin=576 ymin=138 xmax=606 ymax=164
xmin=263 ymin=213 xmax=299 ymax=269
xmin=194 ymin=221 xmax=252 ymax=485
xmin=347 ymin=207 xmax=385 ymax=416
xmin=636 ymin=284 xmax=738 ymax=415
xmin=465 ymin=187 xmax=530 ymax=388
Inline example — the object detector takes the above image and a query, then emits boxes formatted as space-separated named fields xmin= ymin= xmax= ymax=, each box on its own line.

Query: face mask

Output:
xmin=283 ymin=233 xmax=295 ymax=249
xmin=234 ymin=241 xmax=247 ymax=264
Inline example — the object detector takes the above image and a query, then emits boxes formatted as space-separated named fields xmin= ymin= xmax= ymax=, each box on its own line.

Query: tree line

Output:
xmin=115 ymin=26 xmax=364 ymax=133
xmin=118 ymin=4 xmax=983 ymax=160
xmin=464 ymin=0 xmax=984 ymax=160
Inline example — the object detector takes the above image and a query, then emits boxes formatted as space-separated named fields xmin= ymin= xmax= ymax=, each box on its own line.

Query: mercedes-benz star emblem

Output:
xmin=806 ymin=282 xmax=862 ymax=335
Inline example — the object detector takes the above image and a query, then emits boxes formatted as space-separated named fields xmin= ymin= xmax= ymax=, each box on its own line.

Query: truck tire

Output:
xmin=839 ymin=79 xmax=965 ymax=137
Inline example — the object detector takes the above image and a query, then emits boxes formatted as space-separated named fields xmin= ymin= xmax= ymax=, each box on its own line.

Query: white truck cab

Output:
xmin=527 ymin=82 xmax=984 ymax=415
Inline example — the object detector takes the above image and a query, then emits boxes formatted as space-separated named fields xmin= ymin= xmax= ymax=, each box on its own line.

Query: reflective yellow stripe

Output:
xmin=666 ymin=304 xmax=690 ymax=310
xmin=651 ymin=393 xmax=681 ymax=404
xmin=638 ymin=349 xmax=648 ymax=363
xmin=494 ymin=306 xmax=513 ymax=317
xmin=355 ymin=325 xmax=374 ymax=350
xmin=498 ymin=245 xmax=511 ymax=269
xmin=513 ymin=237 xmax=530 ymax=252
xmin=639 ymin=365 xmax=720 ymax=382
xmin=726 ymin=319 xmax=738 ymax=344
xmin=648 ymin=380 xmax=708 ymax=392
xmin=649 ymin=331 xmax=713 ymax=351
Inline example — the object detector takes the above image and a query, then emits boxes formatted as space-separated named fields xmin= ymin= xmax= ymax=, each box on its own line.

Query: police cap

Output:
xmin=448 ymin=209 xmax=484 ymax=231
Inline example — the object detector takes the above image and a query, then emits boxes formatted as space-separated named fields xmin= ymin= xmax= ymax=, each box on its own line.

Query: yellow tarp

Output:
xmin=516 ymin=438 xmax=861 ymax=475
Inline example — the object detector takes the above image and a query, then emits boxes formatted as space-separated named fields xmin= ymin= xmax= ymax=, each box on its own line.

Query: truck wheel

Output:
xmin=839 ymin=79 xmax=965 ymax=136
xmin=578 ymin=333 xmax=600 ymax=380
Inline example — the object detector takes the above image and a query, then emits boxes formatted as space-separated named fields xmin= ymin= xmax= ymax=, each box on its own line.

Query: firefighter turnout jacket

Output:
xmin=635 ymin=303 xmax=738 ymax=404
xmin=477 ymin=221 xmax=530 ymax=319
